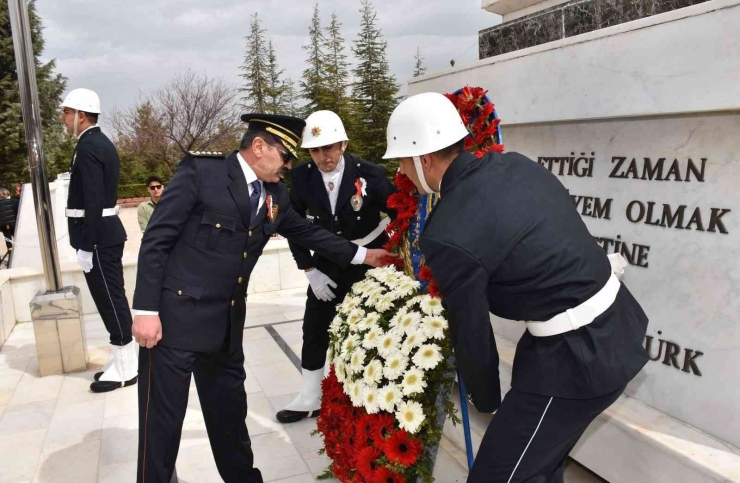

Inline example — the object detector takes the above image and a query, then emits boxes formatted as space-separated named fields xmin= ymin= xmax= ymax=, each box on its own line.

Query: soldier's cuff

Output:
xmin=135 ymin=310 xmax=159 ymax=317
xmin=351 ymin=246 xmax=367 ymax=265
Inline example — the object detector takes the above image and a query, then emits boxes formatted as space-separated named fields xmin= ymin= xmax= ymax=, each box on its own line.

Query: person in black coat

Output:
xmin=0 ymin=188 xmax=19 ymax=253
xmin=384 ymin=93 xmax=649 ymax=483
xmin=276 ymin=110 xmax=397 ymax=423
xmin=131 ymin=114 xmax=392 ymax=483
xmin=60 ymin=88 xmax=136 ymax=393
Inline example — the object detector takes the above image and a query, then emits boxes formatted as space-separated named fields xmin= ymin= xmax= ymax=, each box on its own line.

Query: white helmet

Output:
xmin=383 ymin=92 xmax=469 ymax=194
xmin=60 ymin=88 xmax=101 ymax=114
xmin=301 ymin=110 xmax=349 ymax=148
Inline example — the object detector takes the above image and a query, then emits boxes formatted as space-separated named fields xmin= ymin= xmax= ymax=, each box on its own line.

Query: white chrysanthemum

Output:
xmin=413 ymin=344 xmax=443 ymax=370
xmin=397 ymin=312 xmax=422 ymax=335
xmin=395 ymin=400 xmax=426 ymax=434
xmin=377 ymin=331 xmax=402 ymax=358
xmin=350 ymin=382 xmax=365 ymax=407
xmin=352 ymin=280 xmax=369 ymax=296
xmin=358 ymin=312 xmax=380 ymax=332
xmin=422 ymin=316 xmax=448 ymax=340
xmin=329 ymin=315 xmax=343 ymax=335
xmin=363 ymin=359 xmax=384 ymax=386
xmin=341 ymin=334 xmax=360 ymax=359
xmin=388 ymin=307 xmax=409 ymax=329
xmin=348 ymin=348 xmax=367 ymax=374
xmin=378 ymin=383 xmax=404 ymax=413
xmin=401 ymin=330 xmax=427 ymax=355
xmin=374 ymin=293 xmax=396 ymax=313
xmin=404 ymin=295 xmax=425 ymax=309
xmin=335 ymin=360 xmax=347 ymax=383
xmin=327 ymin=344 xmax=334 ymax=362
xmin=420 ymin=295 xmax=444 ymax=316
xmin=396 ymin=279 xmax=421 ymax=297
xmin=341 ymin=296 xmax=362 ymax=314
xmin=366 ymin=287 xmax=386 ymax=307
xmin=401 ymin=367 xmax=427 ymax=396
xmin=346 ymin=309 xmax=366 ymax=332
xmin=361 ymin=326 xmax=383 ymax=350
xmin=362 ymin=385 xmax=380 ymax=414
xmin=383 ymin=352 xmax=409 ymax=381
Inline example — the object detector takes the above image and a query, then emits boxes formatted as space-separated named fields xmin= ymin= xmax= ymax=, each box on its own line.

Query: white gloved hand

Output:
xmin=305 ymin=269 xmax=337 ymax=302
xmin=77 ymin=249 xmax=93 ymax=273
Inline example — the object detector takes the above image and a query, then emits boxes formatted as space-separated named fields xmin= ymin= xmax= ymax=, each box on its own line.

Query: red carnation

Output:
xmin=371 ymin=413 xmax=396 ymax=441
xmin=356 ymin=446 xmax=382 ymax=481
xmin=381 ymin=430 xmax=423 ymax=467
xmin=373 ymin=466 xmax=405 ymax=483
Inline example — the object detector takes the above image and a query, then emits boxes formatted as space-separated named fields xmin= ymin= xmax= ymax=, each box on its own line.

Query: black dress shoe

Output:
xmin=94 ymin=371 xmax=103 ymax=381
xmin=90 ymin=376 xmax=138 ymax=393
xmin=276 ymin=409 xmax=320 ymax=424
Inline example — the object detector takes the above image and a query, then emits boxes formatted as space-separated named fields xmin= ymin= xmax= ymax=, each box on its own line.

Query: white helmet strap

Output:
xmin=413 ymin=156 xmax=436 ymax=194
xmin=73 ymin=109 xmax=79 ymax=138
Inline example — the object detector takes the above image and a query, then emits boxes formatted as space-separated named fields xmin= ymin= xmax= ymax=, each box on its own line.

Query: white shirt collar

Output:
xmin=77 ymin=125 xmax=97 ymax=139
xmin=237 ymin=152 xmax=259 ymax=186
xmin=320 ymin=155 xmax=345 ymax=179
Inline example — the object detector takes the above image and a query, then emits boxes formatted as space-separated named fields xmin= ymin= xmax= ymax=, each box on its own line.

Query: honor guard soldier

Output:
xmin=60 ymin=88 xmax=137 ymax=393
xmin=276 ymin=110 xmax=397 ymax=423
xmin=131 ymin=114 xmax=392 ymax=483
xmin=384 ymin=93 xmax=650 ymax=483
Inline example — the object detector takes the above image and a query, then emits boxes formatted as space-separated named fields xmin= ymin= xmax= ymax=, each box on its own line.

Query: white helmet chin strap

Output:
xmin=413 ymin=156 xmax=436 ymax=194
xmin=73 ymin=109 xmax=79 ymax=138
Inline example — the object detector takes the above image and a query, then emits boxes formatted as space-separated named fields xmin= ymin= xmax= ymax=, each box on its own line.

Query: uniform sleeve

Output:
xmin=421 ymin=238 xmax=501 ymax=413
xmin=287 ymin=179 xmax=315 ymax=270
xmin=133 ymin=156 xmax=199 ymax=311
xmin=370 ymin=167 xmax=398 ymax=220
xmin=76 ymin=145 xmax=105 ymax=251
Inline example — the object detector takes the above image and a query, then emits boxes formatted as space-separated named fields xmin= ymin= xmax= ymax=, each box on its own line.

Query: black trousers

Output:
xmin=301 ymin=264 xmax=369 ymax=370
xmin=137 ymin=341 xmax=263 ymax=483
xmin=84 ymin=243 xmax=133 ymax=346
xmin=468 ymin=384 xmax=626 ymax=483
xmin=2 ymin=223 xmax=13 ymax=250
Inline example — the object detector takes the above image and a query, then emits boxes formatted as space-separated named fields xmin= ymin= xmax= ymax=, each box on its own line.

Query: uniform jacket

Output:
xmin=420 ymin=151 xmax=649 ymax=412
xmin=66 ymin=126 xmax=127 ymax=251
xmin=133 ymin=151 xmax=358 ymax=353
xmin=288 ymin=153 xmax=396 ymax=280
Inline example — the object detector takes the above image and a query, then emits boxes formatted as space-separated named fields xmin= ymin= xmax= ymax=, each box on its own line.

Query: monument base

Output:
xmin=30 ymin=286 xmax=87 ymax=376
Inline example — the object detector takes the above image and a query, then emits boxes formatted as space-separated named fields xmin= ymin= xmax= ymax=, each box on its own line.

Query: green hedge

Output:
xmin=118 ymin=184 xmax=149 ymax=199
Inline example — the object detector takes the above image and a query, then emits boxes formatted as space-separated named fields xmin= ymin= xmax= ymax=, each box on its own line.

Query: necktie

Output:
xmin=250 ymin=180 xmax=261 ymax=223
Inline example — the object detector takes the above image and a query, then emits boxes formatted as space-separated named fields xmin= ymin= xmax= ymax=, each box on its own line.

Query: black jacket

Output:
xmin=0 ymin=197 xmax=19 ymax=231
xmin=66 ymin=127 xmax=127 ymax=251
xmin=133 ymin=151 xmax=358 ymax=353
xmin=420 ymin=151 xmax=649 ymax=412
xmin=288 ymin=153 xmax=396 ymax=279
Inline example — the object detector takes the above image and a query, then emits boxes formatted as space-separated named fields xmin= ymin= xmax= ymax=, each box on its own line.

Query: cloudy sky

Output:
xmin=35 ymin=0 xmax=501 ymax=116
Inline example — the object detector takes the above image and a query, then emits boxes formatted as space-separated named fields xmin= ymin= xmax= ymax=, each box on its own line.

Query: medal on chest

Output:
xmin=267 ymin=194 xmax=278 ymax=223
xmin=328 ymin=181 xmax=335 ymax=192
xmin=351 ymin=177 xmax=368 ymax=212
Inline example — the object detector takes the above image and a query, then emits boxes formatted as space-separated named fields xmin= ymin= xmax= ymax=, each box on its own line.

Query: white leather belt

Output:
xmin=65 ymin=206 xmax=121 ymax=218
xmin=526 ymin=254 xmax=628 ymax=338
xmin=351 ymin=217 xmax=391 ymax=247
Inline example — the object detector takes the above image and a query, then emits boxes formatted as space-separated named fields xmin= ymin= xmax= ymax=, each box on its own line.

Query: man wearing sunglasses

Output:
xmin=138 ymin=176 xmax=165 ymax=232
xmin=131 ymin=113 xmax=394 ymax=483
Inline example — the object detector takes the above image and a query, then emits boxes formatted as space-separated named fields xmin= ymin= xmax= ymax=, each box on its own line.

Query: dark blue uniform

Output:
xmin=420 ymin=151 xmax=649 ymax=483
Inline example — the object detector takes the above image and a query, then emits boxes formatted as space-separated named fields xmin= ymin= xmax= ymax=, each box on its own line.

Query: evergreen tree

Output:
xmin=322 ymin=12 xmax=351 ymax=118
xmin=265 ymin=40 xmax=288 ymax=114
xmin=300 ymin=3 xmax=329 ymax=116
xmin=413 ymin=46 xmax=427 ymax=77
xmin=0 ymin=0 xmax=70 ymax=188
xmin=284 ymin=76 xmax=299 ymax=117
xmin=351 ymin=0 xmax=399 ymax=171
xmin=239 ymin=13 xmax=269 ymax=112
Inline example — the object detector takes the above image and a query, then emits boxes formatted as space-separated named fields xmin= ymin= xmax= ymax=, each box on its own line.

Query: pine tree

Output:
xmin=351 ymin=0 xmax=399 ymax=170
xmin=322 ymin=12 xmax=351 ymax=118
xmin=300 ymin=3 xmax=329 ymax=116
xmin=284 ymin=77 xmax=299 ymax=117
xmin=0 ymin=0 xmax=70 ymax=188
xmin=413 ymin=46 xmax=427 ymax=77
xmin=265 ymin=40 xmax=288 ymax=114
xmin=239 ymin=13 xmax=269 ymax=112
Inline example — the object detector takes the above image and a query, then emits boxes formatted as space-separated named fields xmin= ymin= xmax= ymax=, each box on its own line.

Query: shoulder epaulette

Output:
xmin=189 ymin=151 xmax=226 ymax=158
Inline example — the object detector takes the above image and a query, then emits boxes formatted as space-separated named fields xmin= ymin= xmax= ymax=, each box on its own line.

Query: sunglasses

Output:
xmin=271 ymin=144 xmax=291 ymax=164
xmin=148 ymin=185 xmax=163 ymax=190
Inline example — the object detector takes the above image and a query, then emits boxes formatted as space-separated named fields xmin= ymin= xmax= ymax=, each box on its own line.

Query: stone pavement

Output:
xmin=0 ymin=288 xmax=602 ymax=483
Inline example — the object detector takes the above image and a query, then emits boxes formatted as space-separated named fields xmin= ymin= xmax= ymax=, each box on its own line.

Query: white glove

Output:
xmin=77 ymin=249 xmax=93 ymax=273
xmin=305 ymin=269 xmax=337 ymax=302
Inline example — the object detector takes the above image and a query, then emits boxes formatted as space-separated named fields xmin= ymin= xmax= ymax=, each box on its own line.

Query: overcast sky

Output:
xmin=35 ymin=0 xmax=500 ymax=117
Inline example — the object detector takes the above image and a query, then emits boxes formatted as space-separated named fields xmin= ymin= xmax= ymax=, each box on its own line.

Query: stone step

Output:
xmin=443 ymin=334 xmax=740 ymax=483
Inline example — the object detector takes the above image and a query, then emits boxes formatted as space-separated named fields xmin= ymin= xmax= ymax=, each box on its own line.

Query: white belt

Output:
xmin=526 ymin=254 xmax=628 ymax=338
xmin=65 ymin=206 xmax=121 ymax=218
xmin=351 ymin=217 xmax=391 ymax=247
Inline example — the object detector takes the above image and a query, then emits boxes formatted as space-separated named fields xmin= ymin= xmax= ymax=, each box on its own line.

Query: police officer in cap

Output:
xmin=60 ymin=88 xmax=136 ymax=393
xmin=276 ymin=111 xmax=396 ymax=423
xmin=384 ymin=93 xmax=649 ymax=483
xmin=131 ymin=113 xmax=393 ymax=483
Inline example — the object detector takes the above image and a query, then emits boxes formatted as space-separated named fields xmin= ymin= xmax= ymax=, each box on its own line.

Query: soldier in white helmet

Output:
xmin=276 ymin=110 xmax=397 ymax=423
xmin=60 ymin=88 xmax=137 ymax=393
xmin=384 ymin=92 xmax=649 ymax=482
